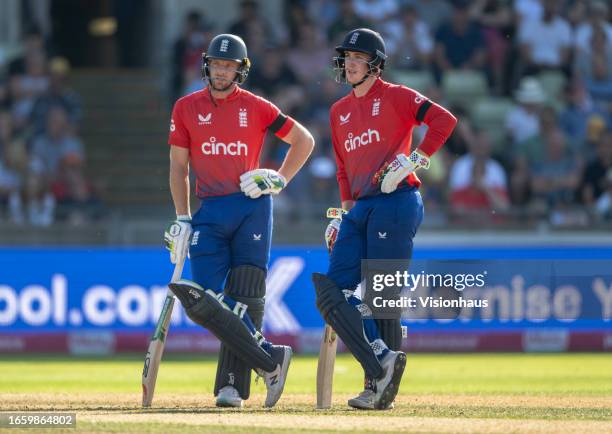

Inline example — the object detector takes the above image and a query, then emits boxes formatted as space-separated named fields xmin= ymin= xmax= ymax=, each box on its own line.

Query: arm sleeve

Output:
xmin=395 ymin=86 xmax=457 ymax=157
xmin=257 ymin=96 xmax=294 ymax=139
xmin=330 ymin=112 xmax=352 ymax=202
xmin=168 ymin=101 xmax=190 ymax=148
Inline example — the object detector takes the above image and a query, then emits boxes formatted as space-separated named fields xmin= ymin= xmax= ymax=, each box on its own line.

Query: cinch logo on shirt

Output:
xmin=344 ymin=129 xmax=380 ymax=153
xmin=201 ymin=137 xmax=248 ymax=156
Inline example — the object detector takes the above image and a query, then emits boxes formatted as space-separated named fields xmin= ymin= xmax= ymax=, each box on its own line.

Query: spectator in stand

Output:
xmin=513 ymin=0 xmax=542 ymax=25
xmin=580 ymin=130 xmax=612 ymax=219
xmin=170 ymin=10 xmax=213 ymax=101
xmin=559 ymin=81 xmax=610 ymax=153
xmin=228 ymin=0 xmax=275 ymax=49
xmin=530 ymin=129 xmax=581 ymax=211
xmin=387 ymin=5 xmax=434 ymax=70
xmin=28 ymin=106 xmax=92 ymax=226
xmin=9 ymin=49 xmax=49 ymax=131
xmin=408 ymin=0 xmax=453 ymax=35
xmin=351 ymin=0 xmax=400 ymax=55
xmin=326 ymin=0 xmax=370 ymax=43
xmin=286 ymin=21 xmax=331 ymax=86
xmin=449 ymin=129 xmax=510 ymax=221
xmin=574 ymin=1 xmax=611 ymax=53
xmin=516 ymin=106 xmax=563 ymax=166
xmin=248 ymin=46 xmax=304 ymax=115
xmin=574 ymin=23 xmax=612 ymax=107
xmin=433 ymin=0 xmax=487 ymax=83
xmin=516 ymin=0 xmax=572 ymax=77
xmin=505 ymin=76 xmax=547 ymax=146
xmin=305 ymin=0 xmax=340 ymax=33
xmin=30 ymin=57 xmax=82 ymax=136
xmin=0 ymin=110 xmax=27 ymax=223
xmin=7 ymin=27 xmax=47 ymax=78
xmin=469 ymin=0 xmax=514 ymax=93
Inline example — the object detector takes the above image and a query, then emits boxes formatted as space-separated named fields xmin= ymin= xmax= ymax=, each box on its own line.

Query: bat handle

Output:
xmin=170 ymin=253 xmax=187 ymax=284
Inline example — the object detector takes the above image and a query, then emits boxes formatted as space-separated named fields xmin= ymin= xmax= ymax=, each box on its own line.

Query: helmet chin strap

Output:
xmin=351 ymin=73 xmax=370 ymax=88
xmin=351 ymin=69 xmax=378 ymax=89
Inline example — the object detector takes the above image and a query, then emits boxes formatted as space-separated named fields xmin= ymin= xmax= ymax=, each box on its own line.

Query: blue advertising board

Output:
xmin=1 ymin=247 xmax=611 ymax=335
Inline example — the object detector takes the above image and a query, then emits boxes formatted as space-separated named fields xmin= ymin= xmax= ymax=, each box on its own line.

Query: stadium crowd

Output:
xmin=172 ymin=0 xmax=611 ymax=227
xmin=1 ymin=0 xmax=609 ymax=229
xmin=0 ymin=27 xmax=98 ymax=226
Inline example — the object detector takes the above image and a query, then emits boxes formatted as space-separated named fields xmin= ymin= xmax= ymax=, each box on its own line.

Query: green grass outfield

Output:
xmin=1 ymin=353 xmax=611 ymax=433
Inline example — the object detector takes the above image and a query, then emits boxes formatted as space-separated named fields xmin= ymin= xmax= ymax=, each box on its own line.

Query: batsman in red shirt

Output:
xmin=164 ymin=34 xmax=314 ymax=408
xmin=313 ymin=28 xmax=457 ymax=410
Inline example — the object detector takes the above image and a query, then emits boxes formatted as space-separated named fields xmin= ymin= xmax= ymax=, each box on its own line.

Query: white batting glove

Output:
xmin=240 ymin=169 xmax=287 ymax=199
xmin=377 ymin=151 xmax=430 ymax=194
xmin=325 ymin=207 xmax=347 ymax=253
xmin=164 ymin=216 xmax=192 ymax=264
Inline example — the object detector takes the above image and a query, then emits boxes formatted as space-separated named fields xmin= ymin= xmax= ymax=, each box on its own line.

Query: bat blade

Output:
xmin=141 ymin=295 xmax=175 ymax=407
xmin=316 ymin=324 xmax=337 ymax=409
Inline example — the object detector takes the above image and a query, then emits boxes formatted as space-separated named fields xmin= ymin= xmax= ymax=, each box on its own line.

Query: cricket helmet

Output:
xmin=333 ymin=28 xmax=387 ymax=84
xmin=202 ymin=33 xmax=251 ymax=84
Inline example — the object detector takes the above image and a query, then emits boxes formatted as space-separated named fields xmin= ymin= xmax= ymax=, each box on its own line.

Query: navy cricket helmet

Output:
xmin=333 ymin=28 xmax=387 ymax=84
xmin=202 ymin=34 xmax=251 ymax=84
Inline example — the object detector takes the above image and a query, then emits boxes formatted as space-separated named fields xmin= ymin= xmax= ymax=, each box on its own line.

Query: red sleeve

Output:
xmin=168 ymin=100 xmax=190 ymax=148
xmin=330 ymin=111 xmax=352 ymax=202
xmin=394 ymin=86 xmax=457 ymax=157
xmin=255 ymin=95 xmax=294 ymax=139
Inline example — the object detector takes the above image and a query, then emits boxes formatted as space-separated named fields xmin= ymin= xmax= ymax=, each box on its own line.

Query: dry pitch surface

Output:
xmin=1 ymin=354 xmax=611 ymax=433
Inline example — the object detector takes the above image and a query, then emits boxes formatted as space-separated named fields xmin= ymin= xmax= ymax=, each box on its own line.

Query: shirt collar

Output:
xmin=351 ymin=77 xmax=384 ymax=99
xmin=205 ymin=84 xmax=242 ymax=105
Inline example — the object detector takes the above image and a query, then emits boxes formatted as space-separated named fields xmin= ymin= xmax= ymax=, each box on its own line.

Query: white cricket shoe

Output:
xmin=216 ymin=386 xmax=243 ymax=408
xmin=258 ymin=345 xmax=292 ymax=408
xmin=348 ymin=376 xmax=376 ymax=410
xmin=349 ymin=375 xmax=396 ymax=410
xmin=373 ymin=350 xmax=406 ymax=410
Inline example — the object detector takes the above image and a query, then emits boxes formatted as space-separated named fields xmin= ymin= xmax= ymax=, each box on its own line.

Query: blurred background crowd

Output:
xmin=0 ymin=0 xmax=611 ymax=239
xmin=0 ymin=27 xmax=99 ymax=227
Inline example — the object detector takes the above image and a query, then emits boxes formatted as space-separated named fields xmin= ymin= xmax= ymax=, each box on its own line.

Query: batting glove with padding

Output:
xmin=240 ymin=169 xmax=287 ymax=199
xmin=324 ymin=207 xmax=347 ymax=253
xmin=375 ymin=151 xmax=430 ymax=194
xmin=164 ymin=215 xmax=192 ymax=264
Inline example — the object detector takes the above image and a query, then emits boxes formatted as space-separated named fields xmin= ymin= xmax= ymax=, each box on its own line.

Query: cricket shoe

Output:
xmin=216 ymin=386 xmax=243 ymax=408
xmin=257 ymin=345 xmax=292 ymax=408
xmin=348 ymin=375 xmax=394 ymax=410
xmin=373 ymin=350 xmax=406 ymax=410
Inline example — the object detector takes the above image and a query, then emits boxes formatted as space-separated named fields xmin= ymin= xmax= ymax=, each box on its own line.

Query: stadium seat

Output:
xmin=537 ymin=71 xmax=566 ymax=100
xmin=392 ymin=70 xmax=434 ymax=94
xmin=537 ymin=71 xmax=567 ymax=111
xmin=470 ymin=97 xmax=514 ymax=149
xmin=442 ymin=70 xmax=488 ymax=106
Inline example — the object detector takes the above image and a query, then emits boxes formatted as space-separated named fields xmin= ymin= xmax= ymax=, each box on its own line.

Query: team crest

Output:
xmin=239 ymin=108 xmax=248 ymax=127
xmin=372 ymin=98 xmax=380 ymax=116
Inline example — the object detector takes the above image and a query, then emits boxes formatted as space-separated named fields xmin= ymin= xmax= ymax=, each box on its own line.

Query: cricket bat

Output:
xmin=316 ymin=323 xmax=337 ymax=409
xmin=141 ymin=256 xmax=186 ymax=407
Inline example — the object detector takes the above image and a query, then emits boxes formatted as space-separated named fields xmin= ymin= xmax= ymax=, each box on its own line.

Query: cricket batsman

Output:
xmin=313 ymin=28 xmax=457 ymax=410
xmin=164 ymin=33 xmax=314 ymax=408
